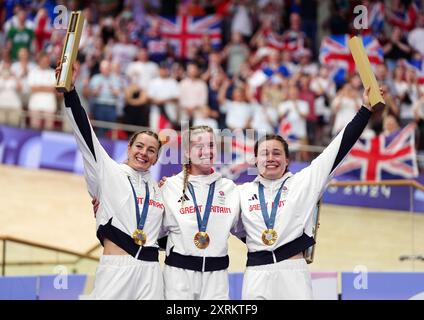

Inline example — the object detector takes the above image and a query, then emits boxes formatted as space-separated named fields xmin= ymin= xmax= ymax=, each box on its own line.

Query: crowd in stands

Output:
xmin=2 ymin=0 xmax=424 ymax=161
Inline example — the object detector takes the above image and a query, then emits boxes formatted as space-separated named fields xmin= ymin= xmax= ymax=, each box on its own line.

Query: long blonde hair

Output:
xmin=181 ymin=125 xmax=214 ymax=205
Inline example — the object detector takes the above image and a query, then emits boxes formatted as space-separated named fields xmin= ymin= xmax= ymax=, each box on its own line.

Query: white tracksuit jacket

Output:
xmin=161 ymin=170 xmax=242 ymax=258
xmin=239 ymin=106 xmax=373 ymax=254
xmin=64 ymin=90 xmax=164 ymax=252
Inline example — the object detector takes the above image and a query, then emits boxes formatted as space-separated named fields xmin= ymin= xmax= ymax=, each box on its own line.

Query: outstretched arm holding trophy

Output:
xmin=55 ymin=12 xmax=165 ymax=300
xmin=237 ymin=36 xmax=384 ymax=300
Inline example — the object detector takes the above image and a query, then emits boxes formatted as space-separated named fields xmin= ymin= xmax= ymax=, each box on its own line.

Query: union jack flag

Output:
xmin=264 ymin=30 xmax=304 ymax=52
xmin=387 ymin=1 xmax=419 ymax=32
xmin=215 ymin=135 xmax=255 ymax=181
xmin=366 ymin=1 xmax=385 ymax=35
xmin=335 ymin=124 xmax=419 ymax=181
xmin=399 ymin=58 xmax=424 ymax=84
xmin=319 ymin=35 xmax=384 ymax=75
xmin=147 ymin=15 xmax=222 ymax=58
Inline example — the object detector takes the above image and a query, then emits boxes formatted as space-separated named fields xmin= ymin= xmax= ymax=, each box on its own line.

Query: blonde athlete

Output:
xmin=56 ymin=63 xmax=164 ymax=300
xmin=239 ymin=87 xmax=381 ymax=299
xmin=160 ymin=125 xmax=243 ymax=300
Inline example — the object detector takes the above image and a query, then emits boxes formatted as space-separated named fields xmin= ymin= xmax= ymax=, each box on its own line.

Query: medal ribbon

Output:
xmin=187 ymin=181 xmax=216 ymax=232
xmin=258 ymin=177 xmax=290 ymax=230
xmin=127 ymin=176 xmax=150 ymax=230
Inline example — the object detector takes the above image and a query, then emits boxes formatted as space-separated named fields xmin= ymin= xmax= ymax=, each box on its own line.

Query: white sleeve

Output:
xmin=64 ymin=89 xmax=113 ymax=198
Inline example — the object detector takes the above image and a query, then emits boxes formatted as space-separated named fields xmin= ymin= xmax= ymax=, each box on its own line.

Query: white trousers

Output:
xmin=163 ymin=265 xmax=229 ymax=300
xmin=88 ymin=255 xmax=164 ymax=300
xmin=242 ymin=258 xmax=313 ymax=300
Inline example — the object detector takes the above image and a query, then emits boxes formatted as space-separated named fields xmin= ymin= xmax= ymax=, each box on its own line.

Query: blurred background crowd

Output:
xmin=1 ymin=0 xmax=424 ymax=161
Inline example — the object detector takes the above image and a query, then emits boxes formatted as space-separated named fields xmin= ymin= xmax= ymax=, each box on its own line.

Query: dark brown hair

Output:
xmin=254 ymin=134 xmax=289 ymax=159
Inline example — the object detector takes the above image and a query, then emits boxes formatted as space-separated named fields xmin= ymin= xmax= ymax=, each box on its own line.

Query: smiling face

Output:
xmin=186 ymin=130 xmax=216 ymax=175
xmin=127 ymin=133 xmax=161 ymax=171
xmin=255 ymin=138 xmax=289 ymax=180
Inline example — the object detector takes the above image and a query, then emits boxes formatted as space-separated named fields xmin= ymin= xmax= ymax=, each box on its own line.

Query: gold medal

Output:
xmin=262 ymin=229 xmax=278 ymax=246
xmin=194 ymin=231 xmax=210 ymax=249
xmin=132 ymin=229 xmax=147 ymax=246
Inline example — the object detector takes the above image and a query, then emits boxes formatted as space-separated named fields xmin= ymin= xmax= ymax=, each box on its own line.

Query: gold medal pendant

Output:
xmin=132 ymin=229 xmax=147 ymax=246
xmin=262 ymin=229 xmax=278 ymax=246
xmin=194 ymin=231 xmax=210 ymax=249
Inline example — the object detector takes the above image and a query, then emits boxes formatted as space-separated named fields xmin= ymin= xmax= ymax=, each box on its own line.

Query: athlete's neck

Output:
xmin=189 ymin=166 xmax=214 ymax=176
xmin=259 ymin=172 xmax=285 ymax=181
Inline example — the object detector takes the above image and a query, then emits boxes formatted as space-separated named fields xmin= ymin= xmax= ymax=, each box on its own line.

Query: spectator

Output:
xmin=218 ymin=78 xmax=253 ymax=132
xmin=261 ymin=74 xmax=286 ymax=112
xmin=310 ymin=65 xmax=336 ymax=133
xmin=221 ymin=31 xmax=250 ymax=76
xmin=6 ymin=8 xmax=34 ymax=61
xmin=278 ymin=84 xmax=309 ymax=160
xmin=230 ymin=0 xmax=253 ymax=39
xmin=122 ymin=80 xmax=150 ymax=134
xmin=382 ymin=113 xmax=401 ymax=136
xmin=33 ymin=8 xmax=52 ymax=53
xmin=27 ymin=51 xmax=57 ymax=130
xmin=179 ymin=62 xmax=208 ymax=126
xmin=109 ymin=31 xmax=139 ymax=74
xmin=383 ymin=26 xmax=412 ymax=71
xmin=375 ymin=63 xmax=395 ymax=96
xmin=281 ymin=12 xmax=309 ymax=53
xmin=4 ymin=5 xmax=34 ymax=34
xmin=11 ymin=47 xmax=36 ymax=107
xmin=89 ymin=60 xmax=122 ymax=137
xmin=408 ymin=13 xmax=424 ymax=57
xmin=147 ymin=63 xmax=180 ymax=131
xmin=298 ymin=73 xmax=317 ymax=145
xmin=294 ymin=48 xmax=318 ymax=76
xmin=126 ymin=47 xmax=159 ymax=90
xmin=206 ymin=69 xmax=227 ymax=130
xmin=0 ymin=60 xmax=22 ymax=126
xmin=331 ymin=82 xmax=361 ymax=137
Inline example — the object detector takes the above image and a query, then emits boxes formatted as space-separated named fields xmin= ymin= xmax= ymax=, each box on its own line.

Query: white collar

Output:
xmin=253 ymin=172 xmax=292 ymax=188
xmin=120 ymin=163 xmax=151 ymax=182
xmin=175 ymin=169 xmax=222 ymax=186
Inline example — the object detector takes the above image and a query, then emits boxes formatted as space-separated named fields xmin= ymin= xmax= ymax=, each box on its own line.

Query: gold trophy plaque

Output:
xmin=56 ymin=11 xmax=84 ymax=92
xmin=348 ymin=36 xmax=385 ymax=107
xmin=304 ymin=200 xmax=321 ymax=264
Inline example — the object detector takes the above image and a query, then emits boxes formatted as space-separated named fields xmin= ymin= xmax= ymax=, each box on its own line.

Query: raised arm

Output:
xmin=56 ymin=63 xmax=111 ymax=198
xmin=297 ymin=87 xmax=380 ymax=197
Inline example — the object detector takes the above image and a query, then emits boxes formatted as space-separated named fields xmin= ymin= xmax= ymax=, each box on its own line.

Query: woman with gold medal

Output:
xmin=238 ymin=87 xmax=382 ymax=299
xmin=56 ymin=62 xmax=165 ymax=299
xmin=160 ymin=125 xmax=243 ymax=300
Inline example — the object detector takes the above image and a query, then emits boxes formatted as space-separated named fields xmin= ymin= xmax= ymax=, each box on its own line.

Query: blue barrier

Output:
xmin=0 ymin=275 xmax=87 ymax=300
xmin=341 ymin=272 xmax=424 ymax=300
xmin=0 ymin=276 xmax=38 ymax=300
